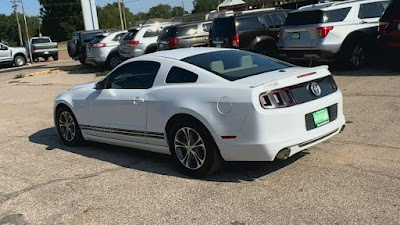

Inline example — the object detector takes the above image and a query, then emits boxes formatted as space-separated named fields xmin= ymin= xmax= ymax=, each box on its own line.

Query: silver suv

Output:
xmin=0 ymin=43 xmax=28 ymax=67
xmin=279 ymin=0 xmax=390 ymax=68
xmin=119 ymin=22 xmax=175 ymax=59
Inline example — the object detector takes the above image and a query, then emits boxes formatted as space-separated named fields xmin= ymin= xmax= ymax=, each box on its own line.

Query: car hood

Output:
xmin=69 ymin=81 xmax=97 ymax=91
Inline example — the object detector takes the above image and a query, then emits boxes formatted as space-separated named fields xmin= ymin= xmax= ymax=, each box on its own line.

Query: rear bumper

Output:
xmin=33 ymin=50 xmax=58 ymax=57
xmin=119 ymin=48 xmax=144 ymax=59
xmin=279 ymin=49 xmax=336 ymax=62
xmin=216 ymin=91 xmax=345 ymax=161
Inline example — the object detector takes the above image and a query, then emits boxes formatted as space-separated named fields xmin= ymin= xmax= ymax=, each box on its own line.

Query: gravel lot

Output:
xmin=0 ymin=52 xmax=399 ymax=224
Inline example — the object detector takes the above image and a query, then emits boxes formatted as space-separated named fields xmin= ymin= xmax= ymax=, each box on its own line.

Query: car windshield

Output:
xmin=210 ymin=17 xmax=235 ymax=37
xmin=123 ymin=29 xmax=139 ymax=40
xmin=182 ymin=50 xmax=291 ymax=81
xmin=32 ymin=38 xmax=50 ymax=44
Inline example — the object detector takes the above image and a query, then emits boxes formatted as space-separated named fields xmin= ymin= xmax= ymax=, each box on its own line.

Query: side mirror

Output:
xmin=95 ymin=81 xmax=105 ymax=90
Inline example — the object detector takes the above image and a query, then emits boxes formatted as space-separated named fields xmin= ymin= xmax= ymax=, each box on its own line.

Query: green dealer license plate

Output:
xmin=313 ymin=108 xmax=330 ymax=126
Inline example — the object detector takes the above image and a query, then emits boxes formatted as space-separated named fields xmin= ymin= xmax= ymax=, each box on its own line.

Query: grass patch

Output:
xmin=13 ymin=74 xmax=25 ymax=79
xmin=95 ymin=71 xmax=109 ymax=76
xmin=58 ymin=41 xmax=68 ymax=51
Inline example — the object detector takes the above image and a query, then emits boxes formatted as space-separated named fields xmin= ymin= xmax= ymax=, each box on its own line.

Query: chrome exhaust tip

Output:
xmin=276 ymin=148 xmax=290 ymax=160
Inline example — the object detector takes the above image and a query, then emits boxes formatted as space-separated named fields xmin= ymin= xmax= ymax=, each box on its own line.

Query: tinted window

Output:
xmin=202 ymin=22 xmax=212 ymax=32
xmin=211 ymin=17 xmax=235 ymax=37
xmin=359 ymin=2 xmax=385 ymax=19
xmin=177 ymin=25 xmax=198 ymax=37
xmin=123 ymin=29 xmax=139 ymax=40
xmin=182 ymin=50 xmax=290 ymax=81
xmin=112 ymin=33 xmax=126 ymax=41
xmin=82 ymin=33 xmax=100 ymax=43
xmin=166 ymin=67 xmax=198 ymax=83
xmin=32 ymin=38 xmax=51 ymax=44
xmin=236 ymin=16 xmax=264 ymax=32
xmin=382 ymin=1 xmax=400 ymax=18
xmin=159 ymin=26 xmax=177 ymax=40
xmin=107 ymin=61 xmax=160 ymax=89
xmin=0 ymin=44 xmax=7 ymax=50
xmin=263 ymin=15 xmax=274 ymax=28
xmin=324 ymin=8 xmax=351 ymax=22
xmin=270 ymin=12 xmax=286 ymax=28
xmin=89 ymin=35 xmax=104 ymax=45
xmin=144 ymin=29 xmax=161 ymax=38
xmin=284 ymin=11 xmax=323 ymax=26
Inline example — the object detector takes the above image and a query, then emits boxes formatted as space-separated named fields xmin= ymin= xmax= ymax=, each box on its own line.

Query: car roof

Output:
xmin=298 ymin=0 xmax=388 ymax=11
xmin=222 ymin=9 xmax=291 ymax=18
xmin=149 ymin=47 xmax=231 ymax=60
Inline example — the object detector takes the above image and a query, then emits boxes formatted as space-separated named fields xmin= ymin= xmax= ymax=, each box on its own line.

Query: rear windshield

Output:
xmin=284 ymin=8 xmax=350 ymax=26
xmin=89 ymin=35 xmax=105 ymax=45
xmin=32 ymin=38 xmax=50 ymax=44
xmin=182 ymin=50 xmax=290 ymax=81
xmin=210 ymin=17 xmax=235 ymax=37
xmin=123 ymin=29 xmax=139 ymax=40
xmin=82 ymin=33 xmax=102 ymax=43
xmin=382 ymin=1 xmax=400 ymax=19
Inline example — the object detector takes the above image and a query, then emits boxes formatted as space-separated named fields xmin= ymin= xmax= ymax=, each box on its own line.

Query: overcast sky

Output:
xmin=0 ymin=0 xmax=195 ymax=16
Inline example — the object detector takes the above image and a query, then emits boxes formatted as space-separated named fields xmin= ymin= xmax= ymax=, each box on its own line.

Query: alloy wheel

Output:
xmin=350 ymin=45 xmax=365 ymax=68
xmin=58 ymin=111 xmax=76 ymax=142
xmin=16 ymin=57 xmax=25 ymax=66
xmin=174 ymin=127 xmax=206 ymax=170
xmin=110 ymin=56 xmax=122 ymax=69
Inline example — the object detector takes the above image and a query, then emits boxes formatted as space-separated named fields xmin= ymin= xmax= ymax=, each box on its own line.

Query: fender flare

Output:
xmin=248 ymin=36 xmax=277 ymax=51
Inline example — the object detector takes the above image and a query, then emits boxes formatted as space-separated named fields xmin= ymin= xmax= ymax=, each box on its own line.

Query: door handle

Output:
xmin=133 ymin=96 xmax=145 ymax=105
xmin=360 ymin=20 xmax=368 ymax=24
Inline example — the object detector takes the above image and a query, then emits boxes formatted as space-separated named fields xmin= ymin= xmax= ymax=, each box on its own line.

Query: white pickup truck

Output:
xmin=28 ymin=37 xmax=58 ymax=61
xmin=0 ymin=42 xmax=28 ymax=67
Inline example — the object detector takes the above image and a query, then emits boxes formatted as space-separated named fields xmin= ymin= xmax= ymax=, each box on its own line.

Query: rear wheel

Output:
xmin=53 ymin=53 xmax=59 ymax=61
xmin=169 ymin=120 xmax=223 ymax=177
xmin=106 ymin=53 xmax=122 ymax=69
xmin=340 ymin=39 xmax=367 ymax=70
xmin=56 ymin=105 xmax=84 ymax=146
xmin=44 ymin=56 xmax=49 ymax=61
xmin=79 ymin=57 xmax=87 ymax=65
xmin=14 ymin=55 xmax=26 ymax=67
xmin=253 ymin=42 xmax=278 ymax=57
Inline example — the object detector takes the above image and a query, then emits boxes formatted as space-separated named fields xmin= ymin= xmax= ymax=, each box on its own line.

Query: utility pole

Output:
xmin=20 ymin=0 xmax=32 ymax=63
xmin=11 ymin=0 xmax=23 ymax=46
xmin=117 ymin=0 xmax=124 ymax=30
xmin=122 ymin=0 xmax=127 ymax=30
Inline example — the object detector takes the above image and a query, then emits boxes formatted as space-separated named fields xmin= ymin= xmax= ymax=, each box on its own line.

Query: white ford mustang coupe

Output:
xmin=54 ymin=48 xmax=345 ymax=177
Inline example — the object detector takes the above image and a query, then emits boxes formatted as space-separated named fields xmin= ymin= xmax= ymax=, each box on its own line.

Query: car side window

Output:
xmin=324 ymin=8 xmax=351 ymax=22
xmin=112 ymin=33 xmax=126 ymax=41
xmin=359 ymin=2 xmax=384 ymax=19
xmin=236 ymin=16 xmax=264 ymax=32
xmin=166 ymin=67 xmax=198 ymax=83
xmin=0 ymin=44 xmax=7 ymax=50
xmin=263 ymin=15 xmax=274 ymax=29
xmin=270 ymin=13 xmax=286 ymax=28
xmin=107 ymin=61 xmax=161 ymax=89
xmin=202 ymin=23 xmax=212 ymax=32
xmin=143 ymin=28 xmax=161 ymax=38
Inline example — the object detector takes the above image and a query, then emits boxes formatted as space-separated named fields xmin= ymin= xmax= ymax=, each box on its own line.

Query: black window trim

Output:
xmin=104 ymin=60 xmax=161 ymax=89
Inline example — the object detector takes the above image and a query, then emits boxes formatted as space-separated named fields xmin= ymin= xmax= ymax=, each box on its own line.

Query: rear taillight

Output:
xmin=93 ymin=43 xmax=106 ymax=48
xmin=232 ymin=34 xmax=239 ymax=47
xmin=127 ymin=40 xmax=139 ymax=46
xmin=260 ymin=88 xmax=297 ymax=109
xmin=317 ymin=26 xmax=333 ymax=39
xmin=327 ymin=75 xmax=337 ymax=91
xmin=378 ymin=21 xmax=389 ymax=32
xmin=167 ymin=38 xmax=179 ymax=46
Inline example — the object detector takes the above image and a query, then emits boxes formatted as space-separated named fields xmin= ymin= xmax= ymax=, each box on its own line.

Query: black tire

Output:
xmin=106 ymin=53 xmax=122 ymax=70
xmin=339 ymin=39 xmax=367 ymax=70
xmin=168 ymin=119 xmax=223 ymax=177
xmin=14 ymin=55 xmax=26 ymax=67
xmin=252 ymin=42 xmax=278 ymax=57
xmin=56 ymin=105 xmax=84 ymax=146
xmin=67 ymin=41 xmax=77 ymax=57
xmin=53 ymin=53 xmax=59 ymax=61
xmin=79 ymin=57 xmax=87 ymax=65
xmin=44 ymin=56 xmax=49 ymax=61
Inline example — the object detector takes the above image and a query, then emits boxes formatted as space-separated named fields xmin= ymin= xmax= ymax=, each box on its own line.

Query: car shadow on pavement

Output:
xmin=29 ymin=128 xmax=307 ymax=183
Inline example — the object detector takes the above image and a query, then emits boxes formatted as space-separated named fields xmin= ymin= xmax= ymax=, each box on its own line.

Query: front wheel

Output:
xmin=107 ymin=53 xmax=122 ymax=70
xmin=14 ymin=55 xmax=26 ymax=67
xmin=169 ymin=120 xmax=223 ymax=177
xmin=56 ymin=106 xmax=84 ymax=146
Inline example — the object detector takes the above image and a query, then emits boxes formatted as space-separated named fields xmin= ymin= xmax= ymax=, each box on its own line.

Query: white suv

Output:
xmin=279 ymin=0 xmax=390 ymax=69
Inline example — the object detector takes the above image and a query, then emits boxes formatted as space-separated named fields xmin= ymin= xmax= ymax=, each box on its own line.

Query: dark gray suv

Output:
xmin=157 ymin=21 xmax=212 ymax=51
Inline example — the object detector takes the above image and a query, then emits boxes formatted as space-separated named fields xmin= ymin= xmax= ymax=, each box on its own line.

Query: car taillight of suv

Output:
xmin=232 ymin=34 xmax=240 ymax=47
xmin=316 ymin=26 xmax=334 ymax=39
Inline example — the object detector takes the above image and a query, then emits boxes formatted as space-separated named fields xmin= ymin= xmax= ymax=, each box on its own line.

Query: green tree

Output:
xmin=97 ymin=3 xmax=135 ymax=29
xmin=171 ymin=6 xmax=185 ymax=17
xmin=0 ymin=13 xmax=39 ymax=46
xmin=192 ymin=0 xmax=220 ymax=13
xmin=148 ymin=4 xmax=172 ymax=19
xmin=39 ymin=0 xmax=83 ymax=41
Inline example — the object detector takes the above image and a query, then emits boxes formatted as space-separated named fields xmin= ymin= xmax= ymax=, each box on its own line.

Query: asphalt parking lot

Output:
xmin=0 ymin=53 xmax=399 ymax=224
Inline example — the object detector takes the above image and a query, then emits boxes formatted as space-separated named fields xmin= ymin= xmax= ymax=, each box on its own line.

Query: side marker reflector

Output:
xmin=297 ymin=72 xmax=317 ymax=78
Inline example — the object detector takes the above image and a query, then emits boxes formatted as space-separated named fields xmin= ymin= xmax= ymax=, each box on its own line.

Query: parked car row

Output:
xmin=65 ymin=0 xmax=398 ymax=71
